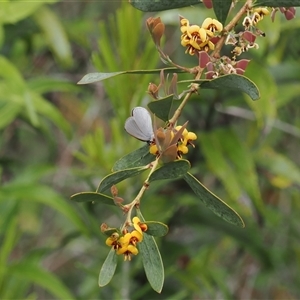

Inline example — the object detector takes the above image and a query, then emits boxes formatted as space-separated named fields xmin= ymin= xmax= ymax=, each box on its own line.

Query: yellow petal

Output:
xmin=180 ymin=18 xmax=189 ymax=27
xmin=131 ymin=230 xmax=143 ymax=243
xmin=202 ymin=17 xmax=213 ymax=29
xmin=133 ymin=217 xmax=143 ymax=234
xmin=119 ymin=233 xmax=131 ymax=246
xmin=202 ymin=17 xmax=223 ymax=32
xmin=189 ymin=39 xmax=201 ymax=50
xmin=127 ymin=245 xmax=139 ymax=255
xmin=105 ymin=237 xmax=114 ymax=246
xmin=149 ymin=144 xmax=158 ymax=155
xmin=187 ymin=132 xmax=197 ymax=141
xmin=253 ymin=7 xmax=269 ymax=16
xmin=133 ymin=216 xmax=140 ymax=224
xmin=116 ymin=245 xmax=128 ymax=255
xmin=178 ymin=144 xmax=188 ymax=154
xmin=180 ymin=25 xmax=188 ymax=33
xmin=199 ymin=27 xmax=207 ymax=42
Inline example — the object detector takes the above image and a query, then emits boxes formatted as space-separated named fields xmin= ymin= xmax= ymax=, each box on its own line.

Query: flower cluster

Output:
xmin=242 ymin=7 xmax=270 ymax=30
xmin=105 ymin=217 xmax=147 ymax=261
xmin=180 ymin=17 xmax=223 ymax=55
xmin=175 ymin=126 xmax=197 ymax=157
xmin=149 ymin=125 xmax=197 ymax=160
xmin=271 ymin=6 xmax=296 ymax=21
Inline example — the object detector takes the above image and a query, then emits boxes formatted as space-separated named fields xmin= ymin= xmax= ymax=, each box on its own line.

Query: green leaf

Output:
xmin=0 ymin=102 xmax=21 ymax=130
xmin=180 ymin=74 xmax=260 ymax=100
xmin=137 ymin=214 xmax=164 ymax=293
xmin=78 ymin=71 xmax=125 ymax=84
xmin=70 ymin=192 xmax=115 ymax=206
xmin=212 ymin=0 xmax=232 ymax=25
xmin=244 ymin=61 xmax=277 ymax=127
xmin=98 ymin=248 xmax=118 ymax=287
xmin=0 ymin=0 xmax=50 ymax=24
xmin=199 ymin=132 xmax=242 ymax=200
xmin=0 ymin=214 xmax=18 ymax=270
xmin=97 ymin=166 xmax=148 ymax=193
xmin=0 ymin=183 xmax=89 ymax=235
xmin=33 ymin=6 xmax=73 ymax=68
xmin=139 ymin=233 xmax=164 ymax=293
xmin=8 ymin=262 xmax=74 ymax=300
xmin=77 ymin=68 xmax=184 ymax=85
xmin=31 ymin=92 xmax=72 ymax=136
xmin=112 ymin=145 xmax=154 ymax=172
xmin=213 ymin=129 xmax=264 ymax=214
xmin=28 ymin=77 xmax=80 ymax=94
xmin=144 ymin=221 xmax=169 ymax=237
xmin=255 ymin=148 xmax=300 ymax=185
xmin=129 ymin=0 xmax=201 ymax=12
xmin=149 ymin=160 xmax=190 ymax=182
xmin=254 ymin=0 xmax=300 ymax=7
xmin=148 ymin=94 xmax=175 ymax=122
xmin=183 ymin=172 xmax=245 ymax=227
xmin=137 ymin=211 xmax=164 ymax=292
xmin=0 ymin=56 xmax=39 ymax=126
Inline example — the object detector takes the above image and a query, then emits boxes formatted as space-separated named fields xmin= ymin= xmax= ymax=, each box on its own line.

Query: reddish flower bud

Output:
xmin=146 ymin=17 xmax=165 ymax=47
xmin=242 ymin=31 xmax=257 ymax=43
xmin=202 ymin=0 xmax=213 ymax=9
xmin=198 ymin=50 xmax=210 ymax=68
xmin=284 ymin=7 xmax=296 ymax=20
xmin=148 ymin=82 xmax=159 ymax=99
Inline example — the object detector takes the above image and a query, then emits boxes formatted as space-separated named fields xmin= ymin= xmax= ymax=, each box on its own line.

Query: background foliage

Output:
xmin=0 ymin=1 xmax=300 ymax=299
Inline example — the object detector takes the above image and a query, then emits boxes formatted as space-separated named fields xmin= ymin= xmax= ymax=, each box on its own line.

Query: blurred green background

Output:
xmin=0 ymin=1 xmax=300 ymax=299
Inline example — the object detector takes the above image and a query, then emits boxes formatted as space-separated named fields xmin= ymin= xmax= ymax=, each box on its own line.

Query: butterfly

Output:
xmin=125 ymin=107 xmax=154 ymax=143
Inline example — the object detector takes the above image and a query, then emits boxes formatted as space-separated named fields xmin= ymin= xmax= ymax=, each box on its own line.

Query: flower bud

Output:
xmin=146 ymin=17 xmax=165 ymax=47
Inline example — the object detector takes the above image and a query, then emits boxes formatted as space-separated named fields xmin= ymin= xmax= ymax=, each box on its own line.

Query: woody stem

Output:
xmin=121 ymin=158 xmax=160 ymax=230
xmin=168 ymin=69 xmax=202 ymax=126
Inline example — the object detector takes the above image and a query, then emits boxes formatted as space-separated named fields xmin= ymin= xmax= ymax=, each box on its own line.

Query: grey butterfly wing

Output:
xmin=131 ymin=107 xmax=154 ymax=141
xmin=125 ymin=116 xmax=151 ymax=141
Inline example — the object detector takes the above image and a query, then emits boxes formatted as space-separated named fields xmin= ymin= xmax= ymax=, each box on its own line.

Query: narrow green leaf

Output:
xmin=214 ymin=129 xmax=264 ymax=214
xmin=0 ymin=102 xmax=21 ymax=130
xmin=98 ymin=248 xmax=118 ymax=287
xmin=28 ymin=77 xmax=80 ymax=94
xmin=0 ymin=56 xmax=39 ymax=126
xmin=112 ymin=145 xmax=154 ymax=172
xmin=24 ymin=90 xmax=39 ymax=126
xmin=71 ymin=192 xmax=115 ymax=206
xmin=254 ymin=0 xmax=300 ymax=6
xmin=97 ymin=166 xmax=148 ymax=193
xmin=78 ymin=71 xmax=125 ymax=84
xmin=144 ymin=221 xmax=169 ymax=237
xmin=0 ymin=0 xmax=49 ymax=24
xmin=148 ymin=94 xmax=175 ymax=122
xmin=33 ymin=6 xmax=73 ymax=67
xmin=255 ymin=148 xmax=300 ymax=185
xmin=9 ymin=262 xmax=74 ymax=300
xmin=180 ymin=74 xmax=260 ymax=100
xmin=149 ymin=160 xmax=190 ymax=182
xmin=244 ymin=61 xmax=277 ymax=127
xmin=199 ymin=132 xmax=242 ymax=200
xmin=0 ymin=183 xmax=89 ymax=235
xmin=77 ymin=68 xmax=184 ymax=85
xmin=183 ymin=172 xmax=245 ymax=227
xmin=137 ymin=211 xmax=164 ymax=292
xmin=31 ymin=92 xmax=72 ymax=136
xmin=0 ymin=215 xmax=18 ymax=270
xmin=129 ymin=0 xmax=201 ymax=12
xmin=139 ymin=228 xmax=164 ymax=293
xmin=212 ymin=0 xmax=232 ymax=25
